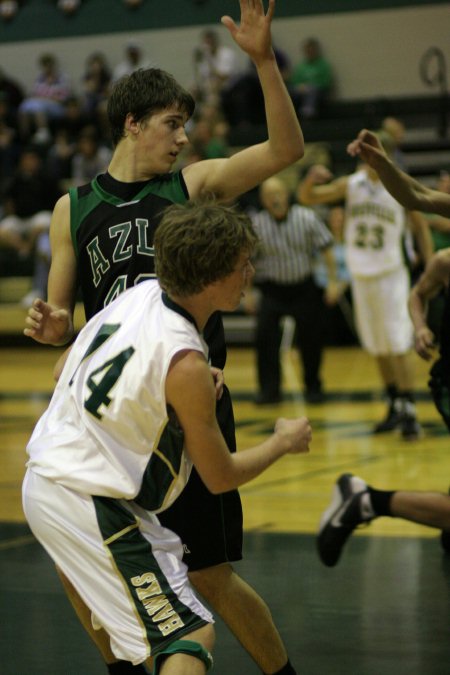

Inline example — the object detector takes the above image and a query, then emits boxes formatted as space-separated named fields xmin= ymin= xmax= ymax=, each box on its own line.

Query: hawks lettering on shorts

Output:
xmin=131 ymin=572 xmax=185 ymax=637
xmin=93 ymin=496 xmax=207 ymax=648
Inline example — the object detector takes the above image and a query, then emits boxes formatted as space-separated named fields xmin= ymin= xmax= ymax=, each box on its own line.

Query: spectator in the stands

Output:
xmin=69 ymin=126 xmax=112 ymax=187
xmin=80 ymin=51 xmax=112 ymax=127
xmin=112 ymin=40 xmax=156 ymax=82
xmin=0 ymin=0 xmax=22 ymax=21
xmin=0 ymin=92 xmax=20 ymax=191
xmin=46 ymin=128 xmax=76 ymax=191
xmin=0 ymin=146 xmax=61 ymax=304
xmin=192 ymin=28 xmax=239 ymax=106
xmin=54 ymin=95 xmax=92 ymax=141
xmin=18 ymin=53 xmax=72 ymax=145
xmin=0 ymin=67 xmax=24 ymax=119
xmin=189 ymin=116 xmax=230 ymax=160
xmin=55 ymin=0 xmax=81 ymax=15
xmin=221 ymin=46 xmax=290 ymax=127
xmin=289 ymin=37 xmax=333 ymax=118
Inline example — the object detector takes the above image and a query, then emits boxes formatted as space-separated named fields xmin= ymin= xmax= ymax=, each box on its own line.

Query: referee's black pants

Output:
xmin=255 ymin=278 xmax=325 ymax=399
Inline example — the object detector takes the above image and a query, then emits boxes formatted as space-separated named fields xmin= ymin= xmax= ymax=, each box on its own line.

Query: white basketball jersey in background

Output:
xmin=344 ymin=169 xmax=407 ymax=278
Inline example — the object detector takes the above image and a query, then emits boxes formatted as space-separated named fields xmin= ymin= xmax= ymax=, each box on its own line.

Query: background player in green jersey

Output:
xmin=24 ymin=2 xmax=306 ymax=675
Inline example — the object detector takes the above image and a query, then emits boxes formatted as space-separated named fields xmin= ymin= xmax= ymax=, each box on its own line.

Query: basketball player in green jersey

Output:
xmin=24 ymin=2 xmax=305 ymax=674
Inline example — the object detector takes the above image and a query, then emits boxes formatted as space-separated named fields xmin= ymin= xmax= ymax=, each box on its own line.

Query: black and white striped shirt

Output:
xmin=251 ymin=204 xmax=333 ymax=284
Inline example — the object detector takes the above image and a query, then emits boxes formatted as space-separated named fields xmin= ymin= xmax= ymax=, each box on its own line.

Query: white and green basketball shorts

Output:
xmin=22 ymin=470 xmax=213 ymax=665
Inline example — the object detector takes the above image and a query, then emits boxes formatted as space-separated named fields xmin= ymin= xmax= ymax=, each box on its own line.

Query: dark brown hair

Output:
xmin=107 ymin=68 xmax=195 ymax=146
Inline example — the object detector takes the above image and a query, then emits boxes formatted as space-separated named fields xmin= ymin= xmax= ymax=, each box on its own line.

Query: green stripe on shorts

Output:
xmin=93 ymin=496 xmax=207 ymax=654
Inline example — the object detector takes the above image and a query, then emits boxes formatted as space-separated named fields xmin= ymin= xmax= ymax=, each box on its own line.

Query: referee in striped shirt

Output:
xmin=248 ymin=176 xmax=339 ymax=404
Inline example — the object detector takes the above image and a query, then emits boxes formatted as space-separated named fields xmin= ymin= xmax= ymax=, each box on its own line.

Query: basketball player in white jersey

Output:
xmin=298 ymin=132 xmax=433 ymax=440
xmin=22 ymin=201 xmax=312 ymax=674
xmin=347 ymin=128 xmax=450 ymax=218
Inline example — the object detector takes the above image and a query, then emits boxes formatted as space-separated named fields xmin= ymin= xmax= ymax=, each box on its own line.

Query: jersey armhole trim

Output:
xmin=68 ymin=187 xmax=79 ymax=258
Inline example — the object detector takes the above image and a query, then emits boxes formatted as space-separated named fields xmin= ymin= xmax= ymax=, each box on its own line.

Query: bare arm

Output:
xmin=348 ymin=129 xmax=450 ymax=217
xmin=183 ymin=0 xmax=304 ymax=202
xmin=408 ymin=210 xmax=433 ymax=267
xmin=23 ymin=194 xmax=78 ymax=346
xmin=166 ymin=350 xmax=311 ymax=494
xmin=426 ymin=214 xmax=450 ymax=234
xmin=408 ymin=248 xmax=450 ymax=360
xmin=297 ymin=164 xmax=348 ymax=206
xmin=321 ymin=246 xmax=341 ymax=305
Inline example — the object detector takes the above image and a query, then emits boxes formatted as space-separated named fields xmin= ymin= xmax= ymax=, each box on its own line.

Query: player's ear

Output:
xmin=125 ymin=113 xmax=140 ymax=136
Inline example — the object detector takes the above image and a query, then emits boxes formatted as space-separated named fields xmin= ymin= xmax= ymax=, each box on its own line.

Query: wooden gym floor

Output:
xmin=1 ymin=342 xmax=450 ymax=674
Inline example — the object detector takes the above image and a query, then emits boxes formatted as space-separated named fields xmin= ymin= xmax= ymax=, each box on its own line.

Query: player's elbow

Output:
xmin=268 ymin=137 xmax=305 ymax=173
xmin=282 ymin=139 xmax=305 ymax=166
xmin=207 ymin=483 xmax=225 ymax=495
xmin=297 ymin=186 xmax=315 ymax=206
xmin=201 ymin=465 xmax=237 ymax=494
xmin=204 ymin=475 xmax=235 ymax=495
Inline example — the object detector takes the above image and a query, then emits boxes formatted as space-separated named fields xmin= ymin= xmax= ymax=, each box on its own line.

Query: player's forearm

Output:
xmin=208 ymin=432 xmax=291 ymax=494
xmin=256 ymin=57 xmax=304 ymax=166
xmin=374 ymin=156 xmax=427 ymax=211
xmin=297 ymin=176 xmax=323 ymax=206
xmin=323 ymin=247 xmax=338 ymax=283
xmin=410 ymin=212 xmax=433 ymax=265
xmin=428 ymin=215 xmax=450 ymax=233
xmin=408 ymin=289 xmax=429 ymax=333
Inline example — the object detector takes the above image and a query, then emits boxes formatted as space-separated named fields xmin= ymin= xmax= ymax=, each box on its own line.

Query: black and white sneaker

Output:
xmin=317 ymin=473 xmax=375 ymax=567
xmin=373 ymin=399 xmax=402 ymax=433
xmin=400 ymin=401 xmax=421 ymax=441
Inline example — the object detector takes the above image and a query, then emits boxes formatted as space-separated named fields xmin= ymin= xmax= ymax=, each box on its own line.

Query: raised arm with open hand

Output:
xmin=184 ymin=0 xmax=304 ymax=202
xmin=221 ymin=0 xmax=275 ymax=65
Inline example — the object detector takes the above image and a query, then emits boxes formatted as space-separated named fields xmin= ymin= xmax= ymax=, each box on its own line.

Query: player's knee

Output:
xmin=153 ymin=625 xmax=215 ymax=674
xmin=195 ymin=622 xmax=215 ymax=653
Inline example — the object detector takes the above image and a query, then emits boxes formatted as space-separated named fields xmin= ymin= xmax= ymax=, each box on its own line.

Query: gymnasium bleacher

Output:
xmin=1 ymin=91 xmax=448 ymax=344
xmin=1 ymin=0 xmax=449 ymax=344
